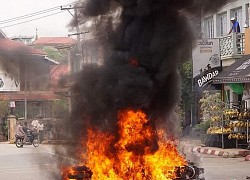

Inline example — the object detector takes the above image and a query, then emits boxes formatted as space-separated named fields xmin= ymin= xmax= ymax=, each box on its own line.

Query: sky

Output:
xmin=0 ymin=0 xmax=76 ymax=38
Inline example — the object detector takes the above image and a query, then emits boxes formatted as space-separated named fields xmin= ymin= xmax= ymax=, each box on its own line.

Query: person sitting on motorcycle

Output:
xmin=16 ymin=122 xmax=26 ymax=141
xmin=22 ymin=122 xmax=29 ymax=142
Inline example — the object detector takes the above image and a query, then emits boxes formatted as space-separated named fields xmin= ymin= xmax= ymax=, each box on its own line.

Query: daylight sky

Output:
xmin=0 ymin=0 xmax=76 ymax=38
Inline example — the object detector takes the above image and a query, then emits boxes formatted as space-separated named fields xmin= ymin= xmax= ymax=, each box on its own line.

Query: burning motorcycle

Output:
xmin=65 ymin=162 xmax=204 ymax=180
xmin=15 ymin=129 xmax=39 ymax=148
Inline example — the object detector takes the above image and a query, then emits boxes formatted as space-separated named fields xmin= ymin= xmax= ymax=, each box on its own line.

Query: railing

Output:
xmin=219 ymin=33 xmax=245 ymax=59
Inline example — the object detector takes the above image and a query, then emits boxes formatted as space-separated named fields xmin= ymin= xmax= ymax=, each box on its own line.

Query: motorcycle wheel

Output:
xmin=33 ymin=139 xmax=39 ymax=147
xmin=16 ymin=139 xmax=23 ymax=148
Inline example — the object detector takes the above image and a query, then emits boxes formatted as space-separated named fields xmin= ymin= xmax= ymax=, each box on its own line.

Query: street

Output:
xmin=0 ymin=142 xmax=250 ymax=180
xmin=187 ymin=152 xmax=250 ymax=180
xmin=201 ymin=155 xmax=250 ymax=180
xmin=0 ymin=142 xmax=60 ymax=180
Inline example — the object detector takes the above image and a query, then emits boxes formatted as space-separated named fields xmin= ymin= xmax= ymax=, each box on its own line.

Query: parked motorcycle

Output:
xmin=15 ymin=129 xmax=39 ymax=148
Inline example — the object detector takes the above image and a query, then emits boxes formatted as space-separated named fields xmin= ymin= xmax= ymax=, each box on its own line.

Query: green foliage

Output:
xmin=0 ymin=99 xmax=9 ymax=118
xmin=0 ymin=99 xmax=9 ymax=137
xmin=42 ymin=46 xmax=67 ymax=64
xmin=199 ymin=91 xmax=225 ymax=121
xmin=175 ymin=104 xmax=185 ymax=135
xmin=197 ymin=91 xmax=226 ymax=133
xmin=52 ymin=99 xmax=69 ymax=118
xmin=179 ymin=60 xmax=193 ymax=111
xmin=194 ymin=119 xmax=211 ymax=133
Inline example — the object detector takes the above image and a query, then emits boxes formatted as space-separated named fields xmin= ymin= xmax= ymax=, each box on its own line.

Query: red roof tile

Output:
xmin=0 ymin=91 xmax=60 ymax=101
xmin=50 ymin=65 xmax=69 ymax=88
xmin=0 ymin=38 xmax=46 ymax=55
xmin=33 ymin=37 xmax=76 ymax=45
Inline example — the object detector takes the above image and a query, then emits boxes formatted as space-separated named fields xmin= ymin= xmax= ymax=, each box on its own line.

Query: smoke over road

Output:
xmin=57 ymin=0 xmax=229 ymax=173
xmin=68 ymin=0 xmax=228 ymax=135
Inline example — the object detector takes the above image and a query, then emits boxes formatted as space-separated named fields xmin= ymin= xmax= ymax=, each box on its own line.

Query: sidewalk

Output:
xmin=180 ymin=136 xmax=250 ymax=160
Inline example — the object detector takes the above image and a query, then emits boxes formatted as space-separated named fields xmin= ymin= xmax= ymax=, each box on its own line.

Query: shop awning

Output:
xmin=212 ymin=54 xmax=250 ymax=84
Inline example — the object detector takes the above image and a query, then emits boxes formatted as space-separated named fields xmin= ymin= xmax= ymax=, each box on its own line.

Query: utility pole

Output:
xmin=24 ymin=60 xmax=27 ymax=121
xmin=61 ymin=3 xmax=88 ymax=72
xmin=61 ymin=3 xmax=89 ymax=129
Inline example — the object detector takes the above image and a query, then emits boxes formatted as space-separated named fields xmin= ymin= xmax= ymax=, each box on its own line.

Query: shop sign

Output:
xmin=197 ymin=69 xmax=219 ymax=87
xmin=192 ymin=39 xmax=221 ymax=90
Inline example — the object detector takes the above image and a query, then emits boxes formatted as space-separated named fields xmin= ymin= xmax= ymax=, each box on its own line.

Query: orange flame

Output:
xmin=62 ymin=109 xmax=186 ymax=180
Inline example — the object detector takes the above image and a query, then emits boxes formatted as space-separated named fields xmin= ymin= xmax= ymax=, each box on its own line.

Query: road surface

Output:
xmin=0 ymin=142 xmax=60 ymax=180
xmin=0 ymin=142 xmax=249 ymax=180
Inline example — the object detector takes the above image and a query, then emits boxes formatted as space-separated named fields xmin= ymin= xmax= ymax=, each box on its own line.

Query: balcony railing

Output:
xmin=219 ymin=33 xmax=245 ymax=59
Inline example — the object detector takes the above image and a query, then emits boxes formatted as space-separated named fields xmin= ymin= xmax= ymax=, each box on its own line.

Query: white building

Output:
xmin=202 ymin=0 xmax=250 ymax=39
xmin=198 ymin=0 xmax=250 ymax=108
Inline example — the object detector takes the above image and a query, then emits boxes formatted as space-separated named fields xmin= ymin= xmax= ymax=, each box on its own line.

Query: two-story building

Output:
xmin=192 ymin=0 xmax=250 ymax=148
xmin=199 ymin=0 xmax=250 ymax=107
xmin=0 ymin=31 xmax=65 ymax=141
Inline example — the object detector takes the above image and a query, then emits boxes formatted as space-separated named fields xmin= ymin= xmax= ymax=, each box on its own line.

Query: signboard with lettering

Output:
xmin=192 ymin=39 xmax=221 ymax=90
xmin=228 ymin=58 xmax=250 ymax=76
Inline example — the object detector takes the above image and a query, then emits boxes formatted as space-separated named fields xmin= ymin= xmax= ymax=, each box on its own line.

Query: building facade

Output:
xmin=198 ymin=0 xmax=250 ymax=107
xmin=202 ymin=0 xmax=250 ymax=39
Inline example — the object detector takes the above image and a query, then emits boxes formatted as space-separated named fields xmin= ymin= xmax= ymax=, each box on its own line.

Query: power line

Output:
xmin=0 ymin=1 xmax=81 ymax=25
xmin=0 ymin=7 xmax=59 ymax=24
xmin=0 ymin=11 xmax=65 ymax=28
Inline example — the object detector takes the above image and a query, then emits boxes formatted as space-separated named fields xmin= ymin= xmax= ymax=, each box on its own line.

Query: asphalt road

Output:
xmin=0 ymin=142 xmax=250 ymax=180
xmin=188 ymin=152 xmax=250 ymax=180
xmin=0 ymin=142 xmax=59 ymax=180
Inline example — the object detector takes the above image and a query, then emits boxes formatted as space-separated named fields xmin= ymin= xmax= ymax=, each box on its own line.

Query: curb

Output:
xmin=245 ymin=155 xmax=250 ymax=161
xmin=192 ymin=147 xmax=224 ymax=156
xmin=191 ymin=147 xmax=250 ymax=158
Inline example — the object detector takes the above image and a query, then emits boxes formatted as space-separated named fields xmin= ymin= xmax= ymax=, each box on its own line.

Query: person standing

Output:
xmin=228 ymin=17 xmax=240 ymax=34
xmin=228 ymin=17 xmax=241 ymax=53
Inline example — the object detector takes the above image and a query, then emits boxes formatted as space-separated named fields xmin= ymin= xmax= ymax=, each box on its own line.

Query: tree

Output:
xmin=197 ymin=91 xmax=226 ymax=134
xmin=0 ymin=99 xmax=9 ymax=140
xmin=179 ymin=60 xmax=193 ymax=127
xmin=52 ymin=99 xmax=69 ymax=118
xmin=0 ymin=99 xmax=9 ymax=118
xmin=42 ymin=46 xmax=68 ymax=64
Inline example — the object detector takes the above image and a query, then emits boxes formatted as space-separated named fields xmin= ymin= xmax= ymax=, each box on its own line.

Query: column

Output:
xmin=7 ymin=115 xmax=16 ymax=143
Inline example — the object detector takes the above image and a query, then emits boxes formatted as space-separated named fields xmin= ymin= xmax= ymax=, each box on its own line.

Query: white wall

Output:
xmin=202 ymin=0 xmax=250 ymax=38
xmin=0 ymin=61 xmax=20 ymax=92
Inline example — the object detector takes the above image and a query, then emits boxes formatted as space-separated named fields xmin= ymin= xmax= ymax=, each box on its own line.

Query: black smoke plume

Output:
xmin=60 ymin=0 xmax=229 ymax=167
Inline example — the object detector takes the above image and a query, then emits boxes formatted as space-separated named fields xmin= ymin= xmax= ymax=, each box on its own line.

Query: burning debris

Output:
xmin=62 ymin=110 xmax=204 ymax=179
xmin=63 ymin=165 xmax=93 ymax=180
xmin=64 ymin=163 xmax=204 ymax=180
xmin=59 ymin=0 xmax=229 ymax=179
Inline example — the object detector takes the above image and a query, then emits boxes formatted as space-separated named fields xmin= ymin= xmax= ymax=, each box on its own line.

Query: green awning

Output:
xmin=228 ymin=83 xmax=244 ymax=95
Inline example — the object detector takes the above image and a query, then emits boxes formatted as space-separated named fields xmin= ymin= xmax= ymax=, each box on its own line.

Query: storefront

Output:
xmin=208 ymin=54 xmax=250 ymax=149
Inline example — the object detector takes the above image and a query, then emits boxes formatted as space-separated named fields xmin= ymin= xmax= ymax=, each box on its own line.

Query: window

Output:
xmin=232 ymin=8 xmax=242 ymax=30
xmin=206 ymin=18 xmax=214 ymax=38
xmin=218 ymin=13 xmax=227 ymax=36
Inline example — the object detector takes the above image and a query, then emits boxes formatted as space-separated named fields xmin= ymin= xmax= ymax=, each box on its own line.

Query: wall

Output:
xmin=202 ymin=0 xmax=250 ymax=38
xmin=245 ymin=28 xmax=250 ymax=54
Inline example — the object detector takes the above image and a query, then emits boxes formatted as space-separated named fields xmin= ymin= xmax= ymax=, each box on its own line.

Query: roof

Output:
xmin=0 ymin=38 xmax=46 ymax=56
xmin=50 ymin=65 xmax=69 ymax=81
xmin=45 ymin=56 xmax=59 ymax=65
xmin=212 ymin=55 xmax=250 ymax=84
xmin=33 ymin=37 xmax=76 ymax=46
xmin=50 ymin=65 xmax=69 ymax=94
xmin=0 ymin=91 xmax=60 ymax=101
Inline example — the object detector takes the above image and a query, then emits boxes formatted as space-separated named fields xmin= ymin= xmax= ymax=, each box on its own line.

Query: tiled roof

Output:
xmin=33 ymin=37 xmax=76 ymax=45
xmin=0 ymin=38 xmax=46 ymax=55
xmin=50 ymin=65 xmax=69 ymax=88
xmin=0 ymin=91 xmax=60 ymax=101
